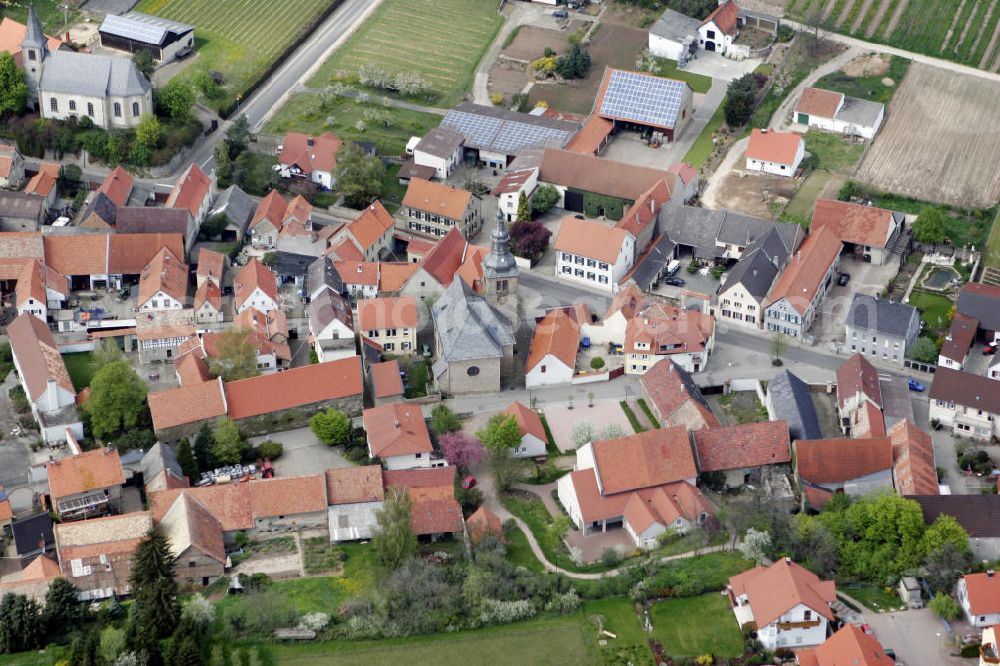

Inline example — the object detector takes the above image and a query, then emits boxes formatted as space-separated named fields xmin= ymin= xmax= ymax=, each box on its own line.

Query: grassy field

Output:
xmin=908 ymin=291 xmax=954 ymax=335
xmin=650 ymin=593 xmax=744 ymax=658
xmin=751 ymin=40 xmax=845 ymax=129
xmin=812 ymin=56 xmax=911 ymax=104
xmin=270 ymin=615 xmax=597 ymax=665
xmin=505 ymin=525 xmax=545 ymax=573
xmin=786 ymin=0 xmax=1000 ymax=71
xmin=653 ymin=57 xmax=713 ymax=94
xmin=264 ymin=93 xmax=441 ymax=156
xmin=842 ymin=583 xmax=907 ymax=612
xmin=783 ymin=170 xmax=844 ymax=223
xmin=62 ymin=352 xmax=99 ymax=391
xmin=135 ymin=0 xmax=337 ymax=113
xmin=804 ymin=130 xmax=865 ymax=173
xmin=1 ymin=0 xmax=78 ymax=33
xmin=307 ymin=0 xmax=504 ymax=107
xmin=984 ymin=209 xmax=1000 ymax=271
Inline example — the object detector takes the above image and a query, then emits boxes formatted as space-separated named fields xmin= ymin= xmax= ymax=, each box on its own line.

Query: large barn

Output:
xmin=593 ymin=68 xmax=694 ymax=143
xmin=98 ymin=12 xmax=194 ymax=63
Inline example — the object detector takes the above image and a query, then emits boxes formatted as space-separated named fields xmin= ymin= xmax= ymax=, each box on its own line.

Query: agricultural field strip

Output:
xmin=849 ymin=0 xmax=875 ymax=35
xmin=144 ymin=0 xmax=329 ymax=57
xmin=882 ymin=0 xmax=907 ymax=37
xmin=865 ymin=0 xmax=894 ymax=38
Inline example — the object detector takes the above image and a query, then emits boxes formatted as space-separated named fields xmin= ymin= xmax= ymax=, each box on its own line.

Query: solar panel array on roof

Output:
xmin=598 ymin=70 xmax=687 ymax=130
xmin=99 ymin=12 xmax=193 ymax=46
xmin=441 ymin=104 xmax=577 ymax=155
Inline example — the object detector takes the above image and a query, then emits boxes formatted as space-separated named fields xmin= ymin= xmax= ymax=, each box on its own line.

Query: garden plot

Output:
xmin=855 ymin=63 xmax=1000 ymax=209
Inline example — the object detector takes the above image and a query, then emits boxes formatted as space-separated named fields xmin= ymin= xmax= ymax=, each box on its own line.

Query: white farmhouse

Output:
xmin=648 ymin=9 xmax=700 ymax=61
xmin=746 ymin=129 xmax=805 ymax=177
xmin=525 ymin=309 xmax=578 ymax=388
xmin=958 ymin=572 xmax=1000 ymax=628
xmin=795 ymin=87 xmax=885 ymax=140
xmin=553 ymin=216 xmax=634 ymax=292
xmin=698 ymin=0 xmax=740 ymax=54
xmin=326 ymin=466 xmax=385 ymax=543
xmin=502 ymin=402 xmax=548 ymax=458
xmin=727 ymin=558 xmax=837 ymax=651
xmin=413 ymin=127 xmax=464 ymax=180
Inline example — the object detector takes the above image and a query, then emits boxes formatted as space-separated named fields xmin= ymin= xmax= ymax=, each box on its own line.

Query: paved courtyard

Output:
xmin=250 ymin=426 xmax=351 ymax=477
xmin=864 ymin=608 xmax=966 ymax=666
xmin=544 ymin=398 xmax=634 ymax=452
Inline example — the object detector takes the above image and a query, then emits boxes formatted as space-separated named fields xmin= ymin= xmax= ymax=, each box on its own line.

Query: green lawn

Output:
xmin=841 ymin=583 xmax=907 ymax=612
xmin=803 ymin=130 xmax=865 ymax=173
xmin=135 ymin=0 xmax=337 ymax=113
xmin=504 ymin=525 xmax=545 ymax=573
xmin=620 ymin=401 xmax=646 ymax=433
xmin=907 ymin=291 xmax=954 ymax=335
xmin=982 ymin=208 xmax=1000 ymax=271
xmin=812 ymin=56 xmax=910 ymax=104
xmin=636 ymin=399 xmax=661 ymax=428
xmin=784 ymin=170 xmax=841 ymax=223
xmin=307 ymin=0 xmax=505 ymax=107
xmin=502 ymin=494 xmax=615 ymax=574
xmin=264 ymin=93 xmax=441 ymax=157
xmin=0 ymin=0 xmax=78 ymax=34
xmin=269 ymin=615 xmax=597 ymax=665
xmin=652 ymin=57 xmax=713 ymax=94
xmin=402 ymin=357 xmax=430 ymax=399
xmin=583 ymin=598 xmax=654 ymax=664
xmin=682 ymin=98 xmax=725 ymax=167
xmin=0 ymin=342 xmax=12 ymax=383
xmin=62 ymin=352 xmax=99 ymax=391
xmin=650 ymin=593 xmax=744 ymax=658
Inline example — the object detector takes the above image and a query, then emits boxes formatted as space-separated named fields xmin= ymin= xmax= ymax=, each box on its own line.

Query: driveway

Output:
xmin=769 ymin=46 xmax=860 ymax=131
xmin=249 ymin=426 xmax=352 ymax=476
xmin=864 ymin=609 xmax=966 ymax=666
xmin=683 ymin=51 xmax=765 ymax=82
xmin=700 ymin=136 xmax=749 ymax=210
xmin=811 ymin=256 xmax=900 ymax=345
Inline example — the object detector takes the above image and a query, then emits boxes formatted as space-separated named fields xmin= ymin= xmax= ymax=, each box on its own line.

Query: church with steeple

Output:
xmin=19 ymin=4 xmax=152 ymax=130
xmin=482 ymin=207 xmax=519 ymax=306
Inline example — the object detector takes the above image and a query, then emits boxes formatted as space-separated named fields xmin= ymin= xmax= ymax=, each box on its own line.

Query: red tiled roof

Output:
xmin=491 ymin=168 xmax=537 ymax=196
xmin=148 ymin=378 xmax=227 ymax=432
xmin=624 ymin=302 xmax=714 ymax=356
xmin=382 ymin=467 xmax=463 ymax=535
xmin=888 ymin=420 xmax=938 ymax=496
xmin=467 ymin=505 xmax=503 ymax=545
xmin=224 ymin=356 xmax=362 ymax=420
xmin=639 ymin=359 xmax=719 ymax=430
xmin=564 ymin=115 xmax=613 ymax=155
xmin=14 ymin=259 xmax=45 ymax=309
xmin=794 ymin=437 xmax=893 ymax=484
xmin=234 ymin=258 xmax=278 ymax=309
xmin=803 ymin=624 xmax=892 ymax=666
xmin=963 ymin=573 xmax=1000 ymax=615
xmin=540 ymin=148 xmax=673 ymax=202
xmin=174 ymin=350 xmax=212 ymax=387
xmin=795 ymin=88 xmax=844 ymax=120
xmin=728 ymin=558 xmax=837 ymax=627
xmin=251 ymin=190 xmax=288 ymax=230
xmin=279 ymin=132 xmax=341 ymax=175
xmin=836 ymin=353 xmax=883 ymax=409
xmin=702 ymin=0 xmax=739 ymax=35
xmin=160 ymin=493 xmax=225 ymax=563
xmin=47 ymin=448 xmax=125 ymax=500
xmin=0 ymin=17 xmax=63 ymax=66
xmin=7 ymin=312 xmax=75 ymax=400
xmin=357 ymin=296 xmax=418 ymax=330
xmin=98 ymin=166 xmax=134 ymax=207
xmin=503 ymin=401 xmax=547 ymax=445
xmin=25 ymin=162 xmax=59 ymax=197
xmin=149 ymin=485 xmax=253 ymax=531
xmin=334 ymin=260 xmax=379 ymax=286
xmin=194 ymin=280 xmax=222 ymax=313
xmin=763 ymin=226 xmax=842 ymax=315
xmin=940 ymin=313 xmax=977 ymax=363
xmin=746 ymin=129 xmax=803 ymax=166
xmin=592 ymin=427 xmax=697 ymax=495
xmin=166 ymin=163 xmax=211 ymax=219
xmin=693 ymin=421 xmax=790 ymax=472
xmin=402 ymin=178 xmax=472 ymax=221
xmin=249 ymin=474 xmax=327 ymax=518
xmin=616 ymin=177 xmax=673 ymax=242
xmin=108 ymin=233 xmax=184 ymax=275
xmin=363 ymin=403 xmax=433 ymax=458
xmin=378 ymin=262 xmax=421 ymax=293
xmin=196 ymin=248 xmax=224 ymax=283
xmin=326 ymin=465 xmax=384 ymax=504
xmin=666 ymin=162 xmax=697 ymax=185
xmin=420 ymin=228 xmax=474 ymax=287
xmin=43 ymin=234 xmax=108 ymax=276
xmin=137 ymin=246 xmax=187 ymax=307
xmin=347 ymin=201 xmax=394 ymax=251
xmin=854 ymin=400 xmax=886 ymax=439
xmin=284 ymin=195 xmax=313 ymax=225
xmin=554 ymin=216 xmax=627 ymax=264
xmin=812 ymin=199 xmax=893 ymax=248
xmin=370 ymin=360 xmax=404 ymax=399
xmin=526 ymin=309 xmax=579 ymax=373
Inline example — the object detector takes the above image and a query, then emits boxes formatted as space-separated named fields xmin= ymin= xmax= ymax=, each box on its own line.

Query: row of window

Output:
xmin=560 ymin=266 xmax=609 ymax=283
xmin=561 ymin=253 xmax=609 ymax=271
xmin=366 ymin=328 xmax=410 ymax=338
xmin=850 ymin=331 xmax=901 ymax=350
xmin=767 ymin=309 xmax=799 ymax=324
xmin=766 ymin=323 xmax=798 ymax=337
xmin=407 ymin=209 xmax=456 ymax=226
xmin=50 ymin=98 xmax=140 ymax=118
xmin=850 ymin=345 xmax=900 ymax=362
xmin=721 ymin=299 xmax=756 ymax=311
xmin=408 ymin=221 xmax=449 ymax=236
xmin=381 ymin=342 xmax=411 ymax=351
xmin=721 ymin=310 xmax=757 ymax=324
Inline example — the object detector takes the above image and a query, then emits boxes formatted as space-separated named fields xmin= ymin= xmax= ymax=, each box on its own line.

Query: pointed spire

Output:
xmin=22 ymin=3 xmax=47 ymax=56
xmin=484 ymin=206 xmax=517 ymax=280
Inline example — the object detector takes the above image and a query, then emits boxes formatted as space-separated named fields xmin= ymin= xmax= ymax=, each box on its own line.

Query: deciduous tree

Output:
xmin=509 ymin=221 xmax=552 ymax=262
xmin=334 ymin=142 xmax=384 ymax=209
xmin=0 ymin=53 xmax=28 ymax=118
xmin=176 ymin=438 xmax=199 ymax=483
xmin=311 ymin=408 xmax=352 ymax=447
xmin=135 ymin=113 xmax=162 ymax=150
xmin=207 ymin=327 xmax=259 ymax=381
xmin=85 ymin=361 xmax=148 ymax=440
xmin=372 ymin=486 xmax=416 ymax=569
xmin=156 ymin=79 xmax=195 ymax=120
xmin=530 ymin=184 xmax=559 ymax=215
xmin=476 ymin=414 xmax=521 ymax=452
xmin=429 ymin=404 xmax=462 ymax=436
xmin=913 ymin=207 xmax=947 ymax=244
xmin=211 ymin=418 xmax=247 ymax=466
xmin=132 ymin=50 xmax=155 ymax=80
xmin=907 ymin=337 xmax=939 ymax=364
xmin=439 ymin=432 xmax=486 ymax=471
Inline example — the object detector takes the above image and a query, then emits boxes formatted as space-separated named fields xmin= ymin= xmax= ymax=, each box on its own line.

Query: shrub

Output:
xmin=929 ymin=593 xmax=961 ymax=620
xmin=777 ymin=24 xmax=795 ymax=42
xmin=257 ymin=440 xmax=283 ymax=460
xmin=590 ymin=356 xmax=605 ymax=370
xmin=478 ymin=598 xmax=536 ymax=625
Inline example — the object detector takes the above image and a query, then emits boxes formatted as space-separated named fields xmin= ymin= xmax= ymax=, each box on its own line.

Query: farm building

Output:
xmin=810 ymin=199 xmax=909 ymax=266
xmin=438 ymin=103 xmax=579 ymax=170
xmin=98 ymin=12 xmax=194 ymax=63
xmin=647 ymin=9 xmax=700 ymax=62
xmin=593 ymin=68 xmax=694 ymax=142
xmin=795 ymin=87 xmax=884 ymax=139
xmin=746 ymin=129 xmax=804 ymax=177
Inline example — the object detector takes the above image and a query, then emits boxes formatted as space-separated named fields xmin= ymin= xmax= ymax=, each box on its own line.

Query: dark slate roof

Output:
xmin=306 ymin=255 xmax=344 ymax=296
xmin=139 ymin=442 xmax=184 ymax=484
xmin=210 ymin=185 xmax=255 ymax=233
xmin=11 ymin=512 xmax=55 ymax=555
xmin=627 ymin=233 xmax=676 ymax=291
xmin=99 ymin=12 xmax=193 ymax=47
xmin=957 ymin=284 xmax=1000 ymax=332
xmin=649 ymin=7 xmax=701 ymax=41
xmin=115 ymin=207 xmax=189 ymax=235
xmin=431 ymin=278 xmax=514 ymax=364
xmin=659 ymin=205 xmax=801 ymax=262
xmin=0 ymin=191 xmax=45 ymax=220
xmin=660 ymin=205 xmax=720 ymax=258
xmin=272 ymin=251 xmax=314 ymax=279
xmin=716 ymin=210 xmax=800 ymax=250
xmin=40 ymin=51 xmax=150 ymax=98
xmin=910 ymin=495 xmax=1000 ymax=538
xmin=81 ymin=192 xmax=118 ymax=227
xmin=767 ymin=370 xmax=823 ymax=441
xmin=846 ymin=294 xmax=920 ymax=338
xmin=721 ymin=247 xmax=781 ymax=299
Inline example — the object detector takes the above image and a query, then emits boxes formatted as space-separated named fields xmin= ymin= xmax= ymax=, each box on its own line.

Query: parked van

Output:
xmin=666 ymin=259 xmax=681 ymax=276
